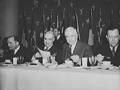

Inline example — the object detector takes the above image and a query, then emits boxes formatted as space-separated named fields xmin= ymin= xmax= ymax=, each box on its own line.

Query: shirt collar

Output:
xmin=14 ymin=45 xmax=20 ymax=54
xmin=70 ymin=40 xmax=77 ymax=54
xmin=110 ymin=45 xmax=118 ymax=52
xmin=57 ymin=35 xmax=60 ymax=40
xmin=44 ymin=44 xmax=53 ymax=51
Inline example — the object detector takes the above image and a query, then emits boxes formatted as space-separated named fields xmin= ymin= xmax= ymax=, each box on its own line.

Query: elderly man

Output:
xmin=33 ymin=31 xmax=64 ymax=65
xmin=96 ymin=27 xmax=120 ymax=66
xmin=3 ymin=35 xmax=32 ymax=63
xmin=62 ymin=27 xmax=93 ymax=66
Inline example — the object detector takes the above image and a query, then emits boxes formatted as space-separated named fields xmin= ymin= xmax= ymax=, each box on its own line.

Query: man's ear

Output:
xmin=106 ymin=35 xmax=109 ymax=40
xmin=106 ymin=35 xmax=108 ymax=38
xmin=16 ymin=41 xmax=19 ymax=45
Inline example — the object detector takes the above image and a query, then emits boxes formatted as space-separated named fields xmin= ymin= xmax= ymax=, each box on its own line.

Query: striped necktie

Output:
xmin=112 ymin=47 xmax=115 ymax=57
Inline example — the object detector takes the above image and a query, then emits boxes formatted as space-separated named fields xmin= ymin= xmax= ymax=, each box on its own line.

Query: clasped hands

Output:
xmin=95 ymin=54 xmax=105 ymax=64
xmin=69 ymin=55 xmax=81 ymax=65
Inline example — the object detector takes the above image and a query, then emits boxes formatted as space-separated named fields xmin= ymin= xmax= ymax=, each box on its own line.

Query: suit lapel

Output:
xmin=14 ymin=47 xmax=21 ymax=56
xmin=64 ymin=44 xmax=71 ymax=60
xmin=114 ymin=44 xmax=120 ymax=57
xmin=73 ymin=41 xmax=80 ymax=55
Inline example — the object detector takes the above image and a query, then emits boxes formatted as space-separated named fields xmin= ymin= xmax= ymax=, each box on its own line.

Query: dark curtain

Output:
xmin=18 ymin=0 xmax=120 ymax=52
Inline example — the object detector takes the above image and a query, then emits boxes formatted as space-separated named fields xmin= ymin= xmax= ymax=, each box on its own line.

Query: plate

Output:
xmin=28 ymin=65 xmax=39 ymax=67
xmin=80 ymin=66 xmax=91 ymax=69
xmin=4 ymin=62 xmax=12 ymax=64
xmin=29 ymin=62 xmax=37 ymax=65
xmin=47 ymin=65 xmax=57 ymax=68
xmin=44 ymin=63 xmax=53 ymax=66
xmin=57 ymin=64 xmax=68 ymax=68
xmin=72 ymin=67 xmax=81 ymax=69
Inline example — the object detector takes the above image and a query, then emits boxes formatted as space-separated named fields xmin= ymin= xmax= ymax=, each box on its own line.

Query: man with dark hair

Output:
xmin=96 ymin=27 xmax=120 ymax=66
xmin=53 ymin=28 xmax=66 ymax=48
xmin=3 ymin=35 xmax=32 ymax=63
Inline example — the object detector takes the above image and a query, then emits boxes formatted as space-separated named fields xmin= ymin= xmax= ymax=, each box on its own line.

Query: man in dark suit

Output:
xmin=53 ymin=28 xmax=66 ymax=49
xmin=62 ymin=27 xmax=93 ymax=66
xmin=32 ymin=31 xmax=64 ymax=65
xmin=96 ymin=27 xmax=120 ymax=66
xmin=3 ymin=35 xmax=32 ymax=64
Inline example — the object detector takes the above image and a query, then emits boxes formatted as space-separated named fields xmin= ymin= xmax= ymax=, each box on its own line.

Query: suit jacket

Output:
xmin=53 ymin=35 xmax=66 ymax=49
xmin=96 ymin=43 xmax=120 ymax=66
xmin=35 ymin=45 xmax=64 ymax=64
xmin=62 ymin=41 xmax=93 ymax=62
xmin=3 ymin=46 xmax=32 ymax=63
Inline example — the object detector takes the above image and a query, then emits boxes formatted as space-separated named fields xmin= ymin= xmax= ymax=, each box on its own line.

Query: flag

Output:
xmin=88 ymin=29 xmax=94 ymax=46
xmin=30 ymin=30 xmax=36 ymax=52
xmin=109 ymin=8 xmax=114 ymax=28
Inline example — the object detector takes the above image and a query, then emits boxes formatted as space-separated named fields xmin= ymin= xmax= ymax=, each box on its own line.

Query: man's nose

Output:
xmin=8 ymin=43 xmax=10 ymax=46
xmin=112 ymin=37 xmax=115 ymax=41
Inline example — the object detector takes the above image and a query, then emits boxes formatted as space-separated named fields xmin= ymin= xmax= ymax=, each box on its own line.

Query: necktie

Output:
xmin=112 ymin=47 xmax=115 ymax=57
xmin=44 ymin=47 xmax=48 ymax=51
xmin=69 ymin=45 xmax=72 ymax=55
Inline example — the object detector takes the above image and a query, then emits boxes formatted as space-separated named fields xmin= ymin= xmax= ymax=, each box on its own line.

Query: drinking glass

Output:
xmin=17 ymin=56 xmax=24 ymax=64
xmin=88 ymin=56 xmax=96 ymax=66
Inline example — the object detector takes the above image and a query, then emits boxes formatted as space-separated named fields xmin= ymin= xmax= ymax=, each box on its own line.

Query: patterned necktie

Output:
xmin=112 ymin=47 xmax=115 ymax=57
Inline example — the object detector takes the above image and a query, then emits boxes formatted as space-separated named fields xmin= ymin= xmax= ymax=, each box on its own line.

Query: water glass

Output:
xmin=88 ymin=56 xmax=96 ymax=66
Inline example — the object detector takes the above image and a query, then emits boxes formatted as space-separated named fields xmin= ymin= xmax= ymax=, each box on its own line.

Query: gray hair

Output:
xmin=65 ymin=26 xmax=78 ymax=35
xmin=44 ymin=31 xmax=55 ymax=39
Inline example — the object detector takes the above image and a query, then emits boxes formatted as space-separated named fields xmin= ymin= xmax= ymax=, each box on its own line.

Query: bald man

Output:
xmin=62 ymin=27 xmax=93 ymax=66
xmin=33 ymin=31 xmax=64 ymax=65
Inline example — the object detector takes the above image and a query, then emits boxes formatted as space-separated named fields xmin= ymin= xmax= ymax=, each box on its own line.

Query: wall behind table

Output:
xmin=0 ymin=0 xmax=19 ymax=39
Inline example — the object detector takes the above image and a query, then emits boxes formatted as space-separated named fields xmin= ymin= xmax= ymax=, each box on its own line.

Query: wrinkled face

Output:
xmin=106 ymin=29 xmax=120 ymax=47
xmin=44 ymin=33 xmax=54 ymax=48
xmin=53 ymin=28 xmax=60 ymax=37
xmin=7 ymin=37 xmax=19 ymax=50
xmin=65 ymin=29 xmax=78 ymax=45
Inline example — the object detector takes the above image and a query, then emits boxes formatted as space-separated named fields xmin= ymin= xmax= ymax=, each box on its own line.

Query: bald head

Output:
xmin=44 ymin=31 xmax=55 ymax=48
xmin=65 ymin=27 xmax=78 ymax=45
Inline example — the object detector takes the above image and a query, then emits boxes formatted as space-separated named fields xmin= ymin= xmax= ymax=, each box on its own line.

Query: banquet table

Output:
xmin=0 ymin=64 xmax=120 ymax=90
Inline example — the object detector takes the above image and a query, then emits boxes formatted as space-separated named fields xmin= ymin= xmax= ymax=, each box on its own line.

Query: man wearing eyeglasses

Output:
xmin=96 ymin=27 xmax=120 ymax=66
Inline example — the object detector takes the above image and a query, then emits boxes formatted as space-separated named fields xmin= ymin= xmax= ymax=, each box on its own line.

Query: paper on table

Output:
xmin=37 ymin=46 xmax=50 ymax=58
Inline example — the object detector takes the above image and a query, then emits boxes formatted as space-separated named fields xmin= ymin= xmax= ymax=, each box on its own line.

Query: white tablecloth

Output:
xmin=0 ymin=65 xmax=120 ymax=90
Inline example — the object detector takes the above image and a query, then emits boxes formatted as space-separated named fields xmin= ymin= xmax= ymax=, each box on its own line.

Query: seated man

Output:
xmin=96 ymin=27 xmax=120 ymax=66
xmin=32 ymin=31 xmax=64 ymax=65
xmin=2 ymin=35 xmax=32 ymax=64
xmin=62 ymin=27 xmax=93 ymax=66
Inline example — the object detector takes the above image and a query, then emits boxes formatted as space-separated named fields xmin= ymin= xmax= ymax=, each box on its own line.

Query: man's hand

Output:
xmin=96 ymin=54 xmax=104 ymax=63
xmin=70 ymin=55 xmax=80 ymax=63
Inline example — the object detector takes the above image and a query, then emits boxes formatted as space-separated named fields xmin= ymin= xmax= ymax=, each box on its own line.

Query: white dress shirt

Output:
xmin=14 ymin=45 xmax=20 ymax=54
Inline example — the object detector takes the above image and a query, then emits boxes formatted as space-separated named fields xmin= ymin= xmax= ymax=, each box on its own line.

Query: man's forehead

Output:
xmin=108 ymin=29 xmax=119 ymax=35
xmin=45 ymin=33 xmax=53 ymax=38
xmin=8 ymin=37 xmax=14 ymax=41
xmin=65 ymin=30 xmax=75 ymax=36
